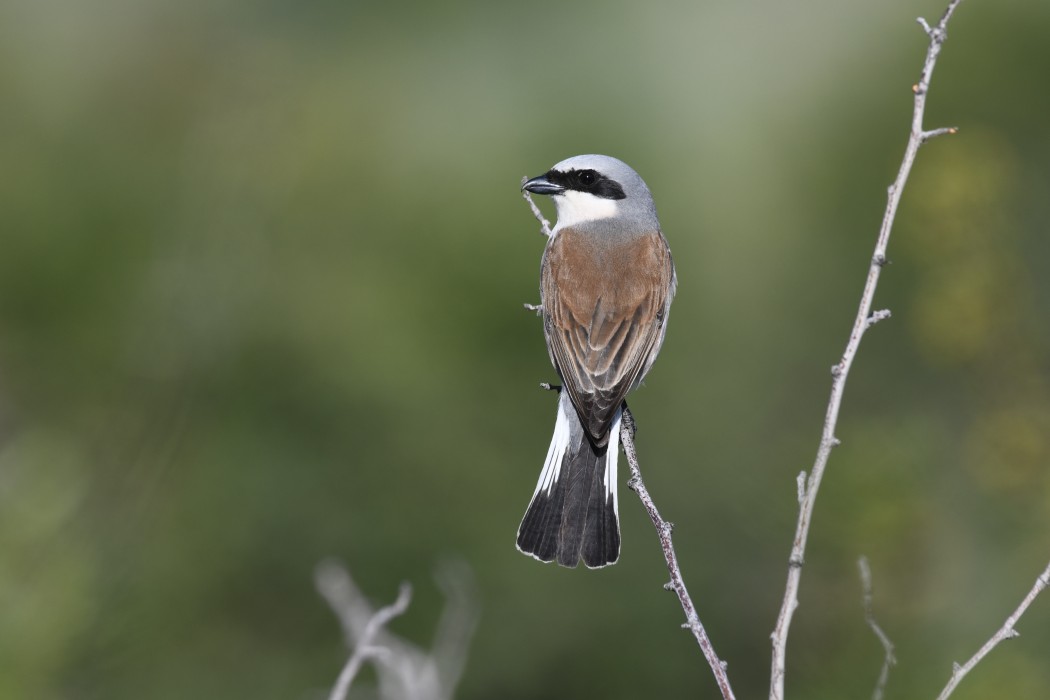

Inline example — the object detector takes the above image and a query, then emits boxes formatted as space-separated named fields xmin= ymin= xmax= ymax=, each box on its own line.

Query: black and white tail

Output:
xmin=516 ymin=391 xmax=622 ymax=568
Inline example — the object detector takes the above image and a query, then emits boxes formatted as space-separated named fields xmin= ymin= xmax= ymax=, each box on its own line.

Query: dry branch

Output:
xmin=768 ymin=2 xmax=964 ymax=697
xmin=858 ymin=556 xmax=896 ymax=700
xmin=621 ymin=407 xmax=736 ymax=700
xmin=317 ymin=562 xmax=412 ymax=700
xmin=521 ymin=180 xmax=553 ymax=237
xmin=316 ymin=560 xmax=478 ymax=700
xmin=934 ymin=560 xmax=1050 ymax=700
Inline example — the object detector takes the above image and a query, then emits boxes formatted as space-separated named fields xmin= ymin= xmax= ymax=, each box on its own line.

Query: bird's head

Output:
xmin=522 ymin=154 xmax=657 ymax=232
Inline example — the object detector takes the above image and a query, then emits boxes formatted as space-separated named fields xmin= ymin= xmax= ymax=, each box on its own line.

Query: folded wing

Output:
xmin=542 ymin=227 xmax=675 ymax=446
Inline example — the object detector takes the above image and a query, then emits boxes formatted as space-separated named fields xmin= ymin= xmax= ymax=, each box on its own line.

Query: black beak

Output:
xmin=522 ymin=173 xmax=565 ymax=196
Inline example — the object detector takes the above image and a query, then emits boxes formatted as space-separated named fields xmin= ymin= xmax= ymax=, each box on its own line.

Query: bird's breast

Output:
xmin=542 ymin=226 xmax=668 ymax=309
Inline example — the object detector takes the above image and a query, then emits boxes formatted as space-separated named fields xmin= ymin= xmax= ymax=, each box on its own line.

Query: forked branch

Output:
xmin=316 ymin=560 xmax=478 ymax=700
xmin=317 ymin=561 xmax=413 ymax=700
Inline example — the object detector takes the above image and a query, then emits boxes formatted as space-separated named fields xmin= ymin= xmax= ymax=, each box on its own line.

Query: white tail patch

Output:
xmin=531 ymin=393 xmax=573 ymax=498
xmin=605 ymin=408 xmax=623 ymax=519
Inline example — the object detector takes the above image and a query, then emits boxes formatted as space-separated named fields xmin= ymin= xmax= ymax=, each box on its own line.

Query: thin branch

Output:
xmin=332 ymin=585 xmax=413 ymax=700
xmin=520 ymin=178 xmax=553 ymax=237
xmin=935 ymin=560 xmax=1050 ymax=700
xmin=769 ymin=2 xmax=964 ymax=698
xmin=866 ymin=309 xmax=892 ymax=329
xmin=858 ymin=556 xmax=897 ymax=700
xmin=621 ymin=406 xmax=737 ymax=700
xmin=316 ymin=560 xmax=477 ymax=700
xmin=316 ymin=561 xmax=413 ymax=700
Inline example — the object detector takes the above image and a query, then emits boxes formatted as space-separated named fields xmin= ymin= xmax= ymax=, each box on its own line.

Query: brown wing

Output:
xmin=541 ymin=226 xmax=675 ymax=446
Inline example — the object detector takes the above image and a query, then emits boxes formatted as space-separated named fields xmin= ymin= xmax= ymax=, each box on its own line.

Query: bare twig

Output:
xmin=520 ymin=177 xmax=553 ymax=237
xmin=316 ymin=560 xmax=478 ymax=700
xmin=934 ymin=560 xmax=1050 ymax=700
xmin=621 ymin=407 xmax=737 ymax=700
xmin=858 ymin=557 xmax=897 ymax=700
xmin=317 ymin=562 xmax=413 ymax=700
xmin=769 ymin=2 xmax=964 ymax=698
xmin=866 ymin=309 xmax=892 ymax=329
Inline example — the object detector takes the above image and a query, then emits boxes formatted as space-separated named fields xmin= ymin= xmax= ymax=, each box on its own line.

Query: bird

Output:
xmin=517 ymin=154 xmax=676 ymax=568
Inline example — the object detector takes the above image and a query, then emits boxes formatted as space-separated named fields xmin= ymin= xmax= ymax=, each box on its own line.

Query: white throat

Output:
xmin=551 ymin=190 xmax=620 ymax=233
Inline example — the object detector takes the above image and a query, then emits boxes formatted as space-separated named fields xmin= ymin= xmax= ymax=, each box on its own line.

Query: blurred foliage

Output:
xmin=1 ymin=0 xmax=1049 ymax=698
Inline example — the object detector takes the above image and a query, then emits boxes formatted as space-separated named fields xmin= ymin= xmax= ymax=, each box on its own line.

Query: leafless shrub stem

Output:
xmin=622 ymin=407 xmax=736 ymax=700
xmin=934 ymin=560 xmax=1050 ymax=700
xmin=858 ymin=557 xmax=897 ymax=700
xmin=769 ymin=2 xmax=963 ymax=697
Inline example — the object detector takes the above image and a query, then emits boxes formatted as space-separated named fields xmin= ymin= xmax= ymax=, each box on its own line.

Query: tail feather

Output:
xmin=517 ymin=393 xmax=621 ymax=568
xmin=581 ymin=409 xmax=621 ymax=568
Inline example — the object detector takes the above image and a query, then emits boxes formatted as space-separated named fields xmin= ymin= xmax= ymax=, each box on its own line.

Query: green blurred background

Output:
xmin=2 ymin=0 xmax=1049 ymax=697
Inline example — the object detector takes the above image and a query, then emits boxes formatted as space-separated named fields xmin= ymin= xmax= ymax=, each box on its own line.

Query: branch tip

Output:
xmin=521 ymin=183 xmax=554 ymax=237
xmin=921 ymin=127 xmax=959 ymax=143
xmin=867 ymin=309 xmax=892 ymax=328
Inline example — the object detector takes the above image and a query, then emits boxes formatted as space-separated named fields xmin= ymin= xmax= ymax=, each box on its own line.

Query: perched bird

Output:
xmin=517 ymin=155 xmax=676 ymax=568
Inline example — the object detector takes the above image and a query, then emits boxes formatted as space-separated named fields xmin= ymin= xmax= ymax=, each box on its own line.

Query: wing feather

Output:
xmin=541 ymin=226 xmax=675 ymax=446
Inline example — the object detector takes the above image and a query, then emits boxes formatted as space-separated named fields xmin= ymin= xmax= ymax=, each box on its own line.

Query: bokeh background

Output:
xmin=2 ymin=0 xmax=1049 ymax=698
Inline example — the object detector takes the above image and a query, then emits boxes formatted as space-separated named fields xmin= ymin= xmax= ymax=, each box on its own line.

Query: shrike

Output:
xmin=517 ymin=154 xmax=676 ymax=568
